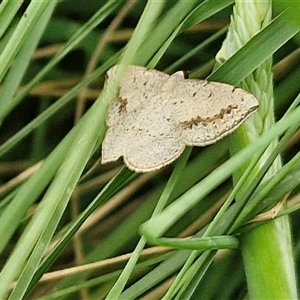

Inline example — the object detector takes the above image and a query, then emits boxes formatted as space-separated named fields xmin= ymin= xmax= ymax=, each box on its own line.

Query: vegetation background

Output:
xmin=0 ymin=1 xmax=299 ymax=299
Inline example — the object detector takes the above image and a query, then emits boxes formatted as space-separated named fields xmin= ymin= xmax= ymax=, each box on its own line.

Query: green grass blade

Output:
xmin=209 ymin=12 xmax=299 ymax=84
xmin=106 ymin=148 xmax=191 ymax=299
xmin=0 ymin=1 xmax=23 ymax=39
xmin=0 ymin=1 xmax=119 ymax=121
xmin=0 ymin=2 xmax=51 ymax=82
xmin=0 ymin=91 xmax=108 ymax=298
xmin=148 ymin=0 xmax=232 ymax=68
xmin=25 ymin=168 xmax=134 ymax=296
xmin=141 ymin=105 xmax=300 ymax=239
xmin=0 ymin=54 xmax=118 ymax=158
xmin=0 ymin=2 xmax=56 ymax=124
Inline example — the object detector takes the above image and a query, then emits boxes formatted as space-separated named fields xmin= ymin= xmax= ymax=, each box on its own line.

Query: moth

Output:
xmin=101 ymin=65 xmax=258 ymax=172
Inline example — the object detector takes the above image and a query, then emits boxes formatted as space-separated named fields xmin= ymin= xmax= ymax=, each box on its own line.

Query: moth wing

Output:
xmin=124 ymin=102 xmax=185 ymax=172
xmin=165 ymin=74 xmax=258 ymax=146
xmin=105 ymin=65 xmax=169 ymax=126
xmin=101 ymin=115 xmax=132 ymax=164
